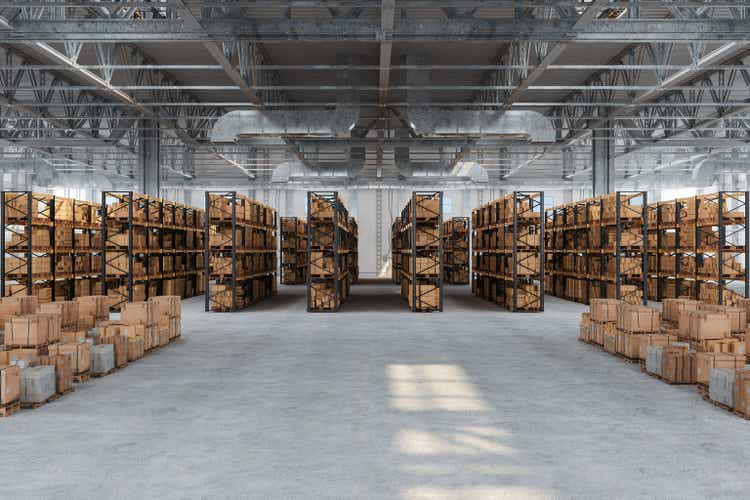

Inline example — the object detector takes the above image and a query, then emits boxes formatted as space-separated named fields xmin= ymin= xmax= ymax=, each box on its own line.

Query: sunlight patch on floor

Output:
xmin=388 ymin=364 xmax=490 ymax=412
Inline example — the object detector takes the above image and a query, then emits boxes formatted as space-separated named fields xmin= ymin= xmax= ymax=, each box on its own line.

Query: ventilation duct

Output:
xmin=409 ymin=109 xmax=556 ymax=143
xmin=211 ymin=108 xmax=359 ymax=143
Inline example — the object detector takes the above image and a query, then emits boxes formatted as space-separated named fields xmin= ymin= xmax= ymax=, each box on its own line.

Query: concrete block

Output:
xmin=90 ymin=344 xmax=115 ymax=375
xmin=20 ymin=365 xmax=56 ymax=404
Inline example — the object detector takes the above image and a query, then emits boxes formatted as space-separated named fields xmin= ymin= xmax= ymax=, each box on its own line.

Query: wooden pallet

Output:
xmin=72 ymin=371 xmax=90 ymax=383
xmin=91 ymin=367 xmax=117 ymax=378
xmin=21 ymin=393 xmax=60 ymax=410
xmin=58 ymin=387 xmax=75 ymax=397
xmin=615 ymin=352 xmax=640 ymax=364
xmin=0 ymin=400 xmax=21 ymax=418
xmin=641 ymin=366 xmax=694 ymax=385
xmin=696 ymin=383 xmax=709 ymax=397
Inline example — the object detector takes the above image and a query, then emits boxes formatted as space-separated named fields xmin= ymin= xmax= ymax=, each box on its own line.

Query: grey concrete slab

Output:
xmin=1 ymin=282 xmax=748 ymax=499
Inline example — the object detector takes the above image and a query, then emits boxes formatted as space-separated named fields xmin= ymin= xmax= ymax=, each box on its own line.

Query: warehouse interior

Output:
xmin=1 ymin=1 xmax=750 ymax=499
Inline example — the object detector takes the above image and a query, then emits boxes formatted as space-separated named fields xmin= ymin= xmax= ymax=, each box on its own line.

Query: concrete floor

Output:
xmin=2 ymin=282 xmax=749 ymax=499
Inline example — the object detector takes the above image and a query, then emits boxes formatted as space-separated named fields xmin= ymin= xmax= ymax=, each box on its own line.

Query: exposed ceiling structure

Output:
xmin=1 ymin=0 xmax=749 ymax=190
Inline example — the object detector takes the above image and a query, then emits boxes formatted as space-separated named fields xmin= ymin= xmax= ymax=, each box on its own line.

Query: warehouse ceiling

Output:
xmin=0 ymin=1 xmax=749 ymax=190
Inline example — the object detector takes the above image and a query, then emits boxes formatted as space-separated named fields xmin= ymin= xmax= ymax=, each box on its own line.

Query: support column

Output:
xmin=139 ymin=118 xmax=160 ymax=197
xmin=592 ymin=124 xmax=615 ymax=196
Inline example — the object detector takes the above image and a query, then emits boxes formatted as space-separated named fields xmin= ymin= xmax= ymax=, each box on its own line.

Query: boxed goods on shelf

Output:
xmin=307 ymin=192 xmax=356 ymax=312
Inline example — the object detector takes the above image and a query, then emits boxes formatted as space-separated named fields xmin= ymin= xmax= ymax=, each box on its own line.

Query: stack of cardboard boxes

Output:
xmin=0 ymin=294 xmax=183 ymax=416
xmin=579 ymin=296 xmax=750 ymax=418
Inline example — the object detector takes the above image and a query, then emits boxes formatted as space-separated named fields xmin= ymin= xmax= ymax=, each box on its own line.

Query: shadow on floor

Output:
xmin=443 ymin=285 xmax=505 ymax=312
xmin=342 ymin=280 xmax=407 ymax=313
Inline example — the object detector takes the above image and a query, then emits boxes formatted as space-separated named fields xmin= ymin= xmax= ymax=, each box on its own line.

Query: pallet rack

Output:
xmin=306 ymin=192 xmax=356 ymax=312
xmin=280 ymin=216 xmax=307 ymax=285
xmin=350 ymin=217 xmax=359 ymax=284
xmin=66 ymin=198 xmax=103 ymax=300
xmin=1 ymin=192 xmax=56 ymax=301
xmin=545 ymin=191 xmax=648 ymax=305
xmin=205 ymin=191 xmax=277 ymax=312
xmin=393 ymin=191 xmax=443 ymax=312
xmin=443 ymin=217 xmax=470 ymax=285
xmin=647 ymin=192 xmax=748 ymax=304
xmin=472 ymin=192 xmax=544 ymax=312
xmin=391 ymin=217 xmax=401 ymax=284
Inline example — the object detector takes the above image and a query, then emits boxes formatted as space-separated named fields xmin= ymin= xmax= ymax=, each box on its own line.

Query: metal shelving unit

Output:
xmin=306 ymin=191 xmax=356 ymax=312
xmin=472 ymin=192 xmax=544 ymax=312
xmin=443 ymin=216 xmax=470 ymax=285
xmin=1 ymin=191 xmax=56 ymax=300
xmin=205 ymin=191 xmax=277 ymax=312
xmin=546 ymin=192 xmax=647 ymax=305
xmin=280 ymin=216 xmax=307 ymax=285
xmin=394 ymin=191 xmax=443 ymax=312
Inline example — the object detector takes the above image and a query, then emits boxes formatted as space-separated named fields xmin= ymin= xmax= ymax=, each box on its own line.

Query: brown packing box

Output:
xmin=36 ymin=312 xmax=61 ymax=344
xmin=121 ymin=301 xmax=157 ymax=326
xmin=579 ymin=318 xmax=591 ymax=342
xmin=662 ymin=346 xmax=694 ymax=384
xmin=41 ymin=354 xmax=73 ymax=394
xmin=52 ymin=343 xmax=90 ymax=374
xmin=77 ymin=314 xmax=95 ymax=330
xmin=127 ymin=338 xmax=145 ymax=362
xmin=0 ymin=364 xmax=21 ymax=405
xmin=60 ymin=330 xmax=86 ymax=344
xmin=101 ymin=336 xmax=127 ymax=368
xmin=7 ymin=348 xmax=40 ymax=366
xmin=0 ymin=299 xmax=23 ymax=325
xmin=603 ymin=330 xmax=617 ymax=354
xmin=662 ymin=298 xmax=700 ymax=323
xmin=687 ymin=311 xmax=731 ymax=341
xmin=638 ymin=334 xmax=674 ymax=361
xmin=4 ymin=315 xmax=47 ymax=347
xmin=1 ymin=296 xmax=38 ymax=316
xmin=617 ymin=304 xmax=660 ymax=333
xmin=697 ymin=304 xmax=747 ymax=334
xmin=590 ymin=299 xmax=620 ymax=323
xmin=616 ymin=330 xmax=642 ymax=359
xmin=734 ymin=369 xmax=750 ymax=419
xmin=74 ymin=295 xmax=109 ymax=321
xmin=38 ymin=301 xmax=78 ymax=329
xmin=158 ymin=327 xmax=170 ymax=347
xmin=169 ymin=317 xmax=180 ymax=339
xmin=693 ymin=352 xmax=746 ymax=385
xmin=149 ymin=295 xmax=181 ymax=319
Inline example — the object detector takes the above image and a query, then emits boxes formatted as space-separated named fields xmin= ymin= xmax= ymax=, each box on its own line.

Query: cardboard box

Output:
xmin=60 ymin=330 xmax=86 ymax=344
xmin=77 ymin=314 xmax=95 ymax=330
xmin=7 ymin=348 xmax=40 ymax=366
xmin=662 ymin=298 xmax=700 ymax=323
xmin=617 ymin=304 xmax=660 ymax=332
xmin=121 ymin=301 xmax=157 ymax=326
xmin=687 ymin=311 xmax=731 ymax=341
xmin=40 ymin=354 xmax=73 ymax=394
xmin=169 ymin=317 xmax=181 ymax=339
xmin=662 ymin=345 xmax=694 ymax=384
xmin=101 ymin=335 xmax=127 ymax=368
xmin=694 ymin=352 xmax=746 ymax=385
xmin=127 ymin=338 xmax=144 ymax=362
xmin=149 ymin=295 xmax=181 ymax=319
xmin=0 ymin=364 xmax=20 ymax=404
xmin=38 ymin=301 xmax=78 ymax=329
xmin=74 ymin=295 xmax=109 ymax=321
xmin=603 ymin=330 xmax=617 ymax=354
xmin=51 ymin=343 xmax=90 ymax=374
xmin=698 ymin=304 xmax=746 ymax=334
xmin=616 ymin=330 xmax=642 ymax=359
xmin=590 ymin=299 xmax=620 ymax=323
xmin=638 ymin=334 xmax=674 ymax=361
xmin=4 ymin=315 xmax=47 ymax=347
xmin=36 ymin=312 xmax=61 ymax=344
xmin=734 ymin=369 xmax=750 ymax=419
